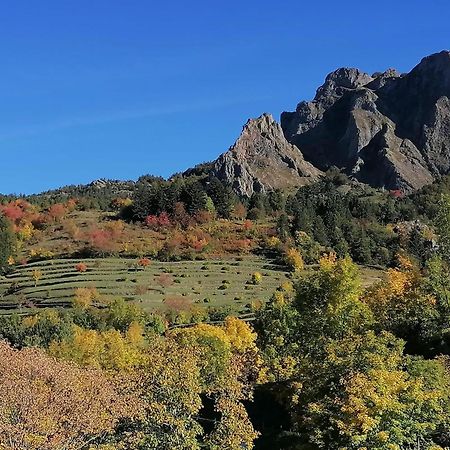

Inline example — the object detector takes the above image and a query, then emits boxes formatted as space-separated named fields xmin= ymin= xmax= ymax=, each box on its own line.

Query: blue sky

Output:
xmin=0 ymin=0 xmax=449 ymax=194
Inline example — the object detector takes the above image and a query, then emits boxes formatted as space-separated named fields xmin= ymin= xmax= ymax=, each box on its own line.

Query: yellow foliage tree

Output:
xmin=284 ymin=247 xmax=304 ymax=272
xmin=73 ymin=286 xmax=100 ymax=309
xmin=49 ymin=323 xmax=145 ymax=371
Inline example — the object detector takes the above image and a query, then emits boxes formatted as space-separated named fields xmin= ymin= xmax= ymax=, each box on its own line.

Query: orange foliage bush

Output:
xmin=75 ymin=262 xmax=88 ymax=272
xmin=243 ymin=219 xmax=253 ymax=231
xmin=138 ymin=257 xmax=151 ymax=268
xmin=47 ymin=203 xmax=67 ymax=222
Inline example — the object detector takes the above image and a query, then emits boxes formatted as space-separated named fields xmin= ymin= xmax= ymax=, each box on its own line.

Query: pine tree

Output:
xmin=0 ymin=214 xmax=15 ymax=272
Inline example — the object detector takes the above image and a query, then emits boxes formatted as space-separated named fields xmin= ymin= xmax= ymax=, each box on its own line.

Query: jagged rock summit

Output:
xmin=212 ymin=113 xmax=321 ymax=197
xmin=210 ymin=51 xmax=450 ymax=196
xmin=281 ymin=50 xmax=450 ymax=193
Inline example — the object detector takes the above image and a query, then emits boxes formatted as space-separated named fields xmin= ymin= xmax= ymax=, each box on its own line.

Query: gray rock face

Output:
xmin=212 ymin=114 xmax=321 ymax=197
xmin=281 ymin=50 xmax=450 ymax=192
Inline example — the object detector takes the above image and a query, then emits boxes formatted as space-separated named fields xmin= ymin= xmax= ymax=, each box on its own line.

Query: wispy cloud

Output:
xmin=0 ymin=95 xmax=271 ymax=142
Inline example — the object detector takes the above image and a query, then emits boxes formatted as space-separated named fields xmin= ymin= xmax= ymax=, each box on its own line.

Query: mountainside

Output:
xmin=211 ymin=113 xmax=322 ymax=197
xmin=212 ymin=50 xmax=450 ymax=196
xmin=281 ymin=50 xmax=450 ymax=193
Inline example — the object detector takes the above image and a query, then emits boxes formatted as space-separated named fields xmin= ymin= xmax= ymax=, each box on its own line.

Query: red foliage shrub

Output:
xmin=145 ymin=212 xmax=171 ymax=230
xmin=243 ymin=219 xmax=253 ymax=231
xmin=75 ymin=262 xmax=88 ymax=272
xmin=389 ymin=189 xmax=404 ymax=199
xmin=223 ymin=238 xmax=253 ymax=253
xmin=138 ymin=257 xmax=151 ymax=268
xmin=1 ymin=204 xmax=24 ymax=222
xmin=86 ymin=228 xmax=115 ymax=253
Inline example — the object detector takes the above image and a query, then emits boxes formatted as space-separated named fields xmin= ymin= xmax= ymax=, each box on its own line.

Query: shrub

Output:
xmin=75 ymin=262 xmax=88 ymax=273
xmin=138 ymin=257 xmax=151 ymax=268
xmin=251 ymin=272 xmax=262 ymax=285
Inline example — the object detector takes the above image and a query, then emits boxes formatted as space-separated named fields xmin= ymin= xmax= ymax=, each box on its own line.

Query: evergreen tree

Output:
xmin=181 ymin=182 xmax=207 ymax=214
xmin=276 ymin=213 xmax=290 ymax=242
xmin=207 ymin=177 xmax=236 ymax=218
xmin=435 ymin=194 xmax=450 ymax=261
xmin=0 ymin=214 xmax=15 ymax=272
xmin=267 ymin=189 xmax=285 ymax=213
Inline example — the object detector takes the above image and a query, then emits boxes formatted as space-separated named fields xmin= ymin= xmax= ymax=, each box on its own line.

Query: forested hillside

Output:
xmin=1 ymin=169 xmax=450 ymax=448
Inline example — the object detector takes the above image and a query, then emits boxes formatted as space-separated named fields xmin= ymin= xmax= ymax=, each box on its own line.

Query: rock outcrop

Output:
xmin=281 ymin=50 xmax=450 ymax=192
xmin=212 ymin=114 xmax=321 ymax=197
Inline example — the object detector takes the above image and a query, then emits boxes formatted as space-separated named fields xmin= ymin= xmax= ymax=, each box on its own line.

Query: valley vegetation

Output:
xmin=1 ymin=171 xmax=450 ymax=448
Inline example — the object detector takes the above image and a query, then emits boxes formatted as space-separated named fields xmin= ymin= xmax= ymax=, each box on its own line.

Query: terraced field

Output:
xmin=0 ymin=256 xmax=291 ymax=314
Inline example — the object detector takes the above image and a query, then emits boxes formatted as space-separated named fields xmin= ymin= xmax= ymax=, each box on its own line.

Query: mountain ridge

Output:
xmin=213 ymin=50 xmax=450 ymax=196
xmin=3 ymin=51 xmax=450 ymax=199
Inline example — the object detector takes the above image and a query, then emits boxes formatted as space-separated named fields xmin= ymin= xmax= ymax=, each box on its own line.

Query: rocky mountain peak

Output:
xmin=206 ymin=51 xmax=450 ymax=197
xmin=414 ymin=50 xmax=450 ymax=73
xmin=211 ymin=114 xmax=321 ymax=197
xmin=312 ymin=68 xmax=374 ymax=109
xmin=318 ymin=67 xmax=373 ymax=94
xmin=281 ymin=50 xmax=450 ymax=193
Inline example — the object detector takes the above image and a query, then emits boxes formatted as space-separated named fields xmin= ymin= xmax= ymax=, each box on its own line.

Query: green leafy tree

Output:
xmin=299 ymin=332 xmax=450 ymax=449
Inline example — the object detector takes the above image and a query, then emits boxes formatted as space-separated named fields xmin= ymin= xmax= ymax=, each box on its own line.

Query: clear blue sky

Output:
xmin=1 ymin=0 xmax=449 ymax=194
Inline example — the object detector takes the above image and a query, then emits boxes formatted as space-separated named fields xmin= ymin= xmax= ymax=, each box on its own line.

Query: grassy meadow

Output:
xmin=0 ymin=256 xmax=290 ymax=314
xmin=0 ymin=255 xmax=384 ymax=315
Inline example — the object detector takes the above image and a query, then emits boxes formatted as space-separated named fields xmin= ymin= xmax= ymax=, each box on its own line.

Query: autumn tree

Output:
xmin=232 ymin=202 xmax=247 ymax=220
xmin=171 ymin=320 xmax=259 ymax=449
xmin=255 ymin=288 xmax=301 ymax=383
xmin=295 ymin=332 xmax=450 ymax=449
xmin=294 ymin=254 xmax=373 ymax=354
xmin=256 ymin=255 xmax=450 ymax=449
xmin=138 ymin=257 xmax=151 ymax=268
xmin=363 ymin=254 xmax=440 ymax=351
xmin=284 ymin=247 xmax=304 ymax=272
xmin=49 ymin=324 xmax=145 ymax=370
xmin=73 ymin=286 xmax=100 ymax=309
xmin=133 ymin=338 xmax=204 ymax=450
xmin=101 ymin=297 xmax=147 ymax=332
xmin=251 ymin=271 xmax=262 ymax=285
xmin=0 ymin=341 xmax=136 ymax=450
xmin=75 ymin=262 xmax=88 ymax=272
xmin=47 ymin=203 xmax=67 ymax=222
xmin=31 ymin=268 xmax=43 ymax=287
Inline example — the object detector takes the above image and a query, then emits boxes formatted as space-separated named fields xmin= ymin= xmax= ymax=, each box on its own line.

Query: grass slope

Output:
xmin=0 ymin=256 xmax=384 ymax=315
xmin=0 ymin=256 xmax=290 ymax=314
